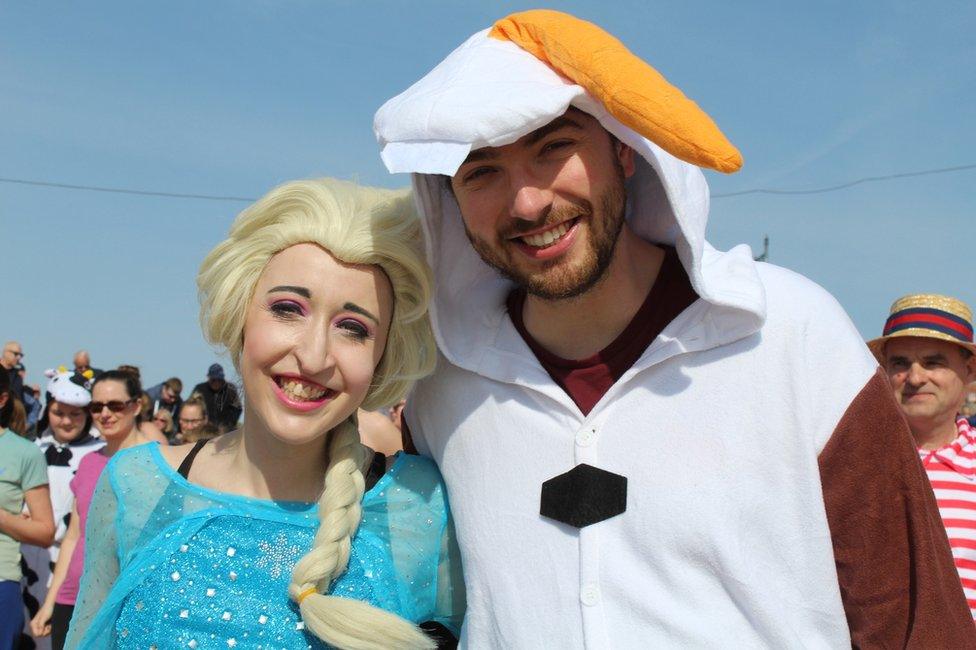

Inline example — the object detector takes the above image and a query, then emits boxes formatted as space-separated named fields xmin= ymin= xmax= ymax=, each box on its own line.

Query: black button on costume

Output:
xmin=540 ymin=464 xmax=627 ymax=528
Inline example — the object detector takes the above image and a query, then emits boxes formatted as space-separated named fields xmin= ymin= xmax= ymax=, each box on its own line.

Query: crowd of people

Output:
xmin=3 ymin=8 xmax=976 ymax=650
xmin=0 ymin=350 xmax=242 ymax=446
xmin=0 ymin=349 xmax=259 ymax=647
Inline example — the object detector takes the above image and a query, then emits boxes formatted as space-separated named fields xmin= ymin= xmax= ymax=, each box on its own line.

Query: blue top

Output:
xmin=65 ymin=443 xmax=464 ymax=649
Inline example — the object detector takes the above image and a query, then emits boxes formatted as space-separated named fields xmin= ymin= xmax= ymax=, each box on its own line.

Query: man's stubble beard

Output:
xmin=464 ymin=166 xmax=627 ymax=302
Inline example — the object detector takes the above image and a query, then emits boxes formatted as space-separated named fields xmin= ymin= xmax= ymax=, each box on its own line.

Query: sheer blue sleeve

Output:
xmin=360 ymin=454 xmax=465 ymax=636
xmin=65 ymin=444 xmax=176 ymax=649
xmin=64 ymin=467 xmax=121 ymax=649
xmin=432 ymin=507 xmax=466 ymax=636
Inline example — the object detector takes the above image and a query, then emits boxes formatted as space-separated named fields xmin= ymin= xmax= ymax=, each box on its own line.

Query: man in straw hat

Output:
xmin=375 ymin=10 xmax=974 ymax=646
xmin=871 ymin=293 xmax=976 ymax=618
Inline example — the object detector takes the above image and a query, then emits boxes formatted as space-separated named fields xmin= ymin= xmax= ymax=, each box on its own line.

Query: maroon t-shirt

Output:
xmin=507 ymin=246 xmax=698 ymax=415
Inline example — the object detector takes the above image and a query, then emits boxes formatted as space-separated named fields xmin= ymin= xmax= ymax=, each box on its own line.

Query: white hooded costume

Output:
xmin=374 ymin=10 xmax=972 ymax=649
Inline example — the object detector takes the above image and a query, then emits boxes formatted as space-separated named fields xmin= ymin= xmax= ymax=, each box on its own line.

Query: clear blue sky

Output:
xmin=3 ymin=1 xmax=974 ymax=392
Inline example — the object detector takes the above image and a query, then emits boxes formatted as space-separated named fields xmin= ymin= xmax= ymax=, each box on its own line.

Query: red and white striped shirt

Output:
xmin=920 ymin=417 xmax=976 ymax=618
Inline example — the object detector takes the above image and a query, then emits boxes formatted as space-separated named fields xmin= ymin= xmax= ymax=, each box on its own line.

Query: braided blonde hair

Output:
xmin=197 ymin=178 xmax=436 ymax=649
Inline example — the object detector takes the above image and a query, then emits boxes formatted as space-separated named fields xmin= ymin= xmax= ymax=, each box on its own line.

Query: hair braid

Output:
xmin=289 ymin=418 xmax=434 ymax=650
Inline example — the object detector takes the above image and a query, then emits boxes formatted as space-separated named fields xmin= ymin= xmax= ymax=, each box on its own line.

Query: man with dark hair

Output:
xmin=146 ymin=377 xmax=183 ymax=422
xmin=190 ymin=364 xmax=241 ymax=433
xmin=374 ymin=9 xmax=975 ymax=647
xmin=870 ymin=293 xmax=976 ymax=618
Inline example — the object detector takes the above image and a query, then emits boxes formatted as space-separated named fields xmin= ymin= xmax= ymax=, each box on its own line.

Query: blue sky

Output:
xmin=2 ymin=1 xmax=974 ymax=391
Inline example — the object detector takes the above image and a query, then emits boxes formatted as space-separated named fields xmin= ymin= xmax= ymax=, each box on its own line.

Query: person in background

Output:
xmin=180 ymin=421 xmax=218 ymax=444
xmin=136 ymin=395 xmax=166 ymax=444
xmin=176 ymin=397 xmax=207 ymax=442
xmin=145 ymin=377 xmax=182 ymax=421
xmin=8 ymin=398 xmax=27 ymax=437
xmin=12 ymin=364 xmax=42 ymax=439
xmin=32 ymin=372 xmax=103 ymax=539
xmin=22 ymin=382 xmax=42 ymax=437
xmin=71 ymin=351 xmax=102 ymax=379
xmin=21 ymin=371 xmax=103 ymax=647
xmin=0 ymin=368 xmax=54 ymax=649
xmin=870 ymin=294 xmax=976 ymax=618
xmin=31 ymin=370 xmax=153 ymax=649
xmin=1 ymin=340 xmax=25 ymax=401
xmin=152 ymin=408 xmax=175 ymax=443
xmin=190 ymin=363 xmax=242 ymax=432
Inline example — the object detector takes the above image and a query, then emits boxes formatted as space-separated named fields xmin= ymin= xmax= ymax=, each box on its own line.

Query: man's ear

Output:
xmin=616 ymin=141 xmax=636 ymax=179
xmin=966 ymin=351 xmax=976 ymax=383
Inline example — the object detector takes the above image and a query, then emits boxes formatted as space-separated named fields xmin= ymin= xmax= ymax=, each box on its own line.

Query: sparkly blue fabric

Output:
xmin=65 ymin=443 xmax=464 ymax=649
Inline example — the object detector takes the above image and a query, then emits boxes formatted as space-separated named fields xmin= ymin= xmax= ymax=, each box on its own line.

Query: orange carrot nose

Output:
xmin=490 ymin=10 xmax=743 ymax=174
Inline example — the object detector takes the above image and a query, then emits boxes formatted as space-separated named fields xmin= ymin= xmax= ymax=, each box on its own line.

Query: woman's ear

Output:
xmin=0 ymin=392 xmax=8 ymax=409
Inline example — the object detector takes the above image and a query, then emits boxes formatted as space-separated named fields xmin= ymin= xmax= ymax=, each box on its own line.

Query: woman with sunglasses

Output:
xmin=66 ymin=179 xmax=463 ymax=650
xmin=34 ymin=370 xmax=151 ymax=648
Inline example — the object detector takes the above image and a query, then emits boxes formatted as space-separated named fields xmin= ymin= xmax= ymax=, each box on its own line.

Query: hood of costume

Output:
xmin=375 ymin=10 xmax=765 ymax=380
xmin=45 ymin=368 xmax=93 ymax=408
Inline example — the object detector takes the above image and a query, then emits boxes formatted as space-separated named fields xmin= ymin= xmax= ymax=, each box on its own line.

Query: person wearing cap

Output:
xmin=375 ymin=9 xmax=974 ymax=647
xmin=190 ymin=363 xmax=241 ymax=433
xmin=870 ymin=294 xmax=976 ymax=619
xmin=21 ymin=371 xmax=105 ymax=648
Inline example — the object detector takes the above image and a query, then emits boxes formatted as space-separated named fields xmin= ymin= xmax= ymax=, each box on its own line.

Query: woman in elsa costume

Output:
xmin=65 ymin=179 xmax=464 ymax=649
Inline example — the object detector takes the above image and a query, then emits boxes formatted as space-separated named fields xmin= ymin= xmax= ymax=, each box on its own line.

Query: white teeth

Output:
xmin=279 ymin=378 xmax=326 ymax=401
xmin=522 ymin=221 xmax=570 ymax=248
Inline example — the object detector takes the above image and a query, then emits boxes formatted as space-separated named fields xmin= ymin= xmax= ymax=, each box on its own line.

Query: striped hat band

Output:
xmin=883 ymin=307 xmax=974 ymax=343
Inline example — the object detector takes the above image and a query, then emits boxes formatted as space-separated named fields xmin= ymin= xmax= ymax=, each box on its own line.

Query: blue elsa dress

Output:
xmin=65 ymin=443 xmax=464 ymax=649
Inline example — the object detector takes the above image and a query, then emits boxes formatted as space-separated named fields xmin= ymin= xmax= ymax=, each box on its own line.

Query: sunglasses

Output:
xmin=88 ymin=399 xmax=135 ymax=414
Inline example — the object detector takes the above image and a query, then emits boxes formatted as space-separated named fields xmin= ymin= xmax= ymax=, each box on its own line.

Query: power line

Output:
xmin=0 ymin=177 xmax=256 ymax=202
xmin=1 ymin=162 xmax=974 ymax=203
xmin=711 ymin=163 xmax=976 ymax=198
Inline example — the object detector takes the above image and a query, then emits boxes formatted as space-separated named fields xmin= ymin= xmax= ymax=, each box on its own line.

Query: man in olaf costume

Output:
xmin=375 ymin=10 xmax=974 ymax=647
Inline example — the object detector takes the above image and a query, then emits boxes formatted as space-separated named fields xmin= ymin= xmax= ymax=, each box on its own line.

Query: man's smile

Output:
xmin=512 ymin=217 xmax=580 ymax=249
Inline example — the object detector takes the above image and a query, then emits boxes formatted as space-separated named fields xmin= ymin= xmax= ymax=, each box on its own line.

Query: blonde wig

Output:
xmin=197 ymin=178 xmax=436 ymax=649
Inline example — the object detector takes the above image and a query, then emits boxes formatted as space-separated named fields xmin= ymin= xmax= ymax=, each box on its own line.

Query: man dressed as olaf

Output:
xmin=375 ymin=10 xmax=974 ymax=647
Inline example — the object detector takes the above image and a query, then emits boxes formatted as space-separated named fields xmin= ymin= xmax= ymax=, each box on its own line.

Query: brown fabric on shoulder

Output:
xmin=819 ymin=367 xmax=976 ymax=648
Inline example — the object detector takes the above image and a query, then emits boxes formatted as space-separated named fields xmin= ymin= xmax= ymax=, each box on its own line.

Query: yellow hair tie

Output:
xmin=297 ymin=586 xmax=318 ymax=604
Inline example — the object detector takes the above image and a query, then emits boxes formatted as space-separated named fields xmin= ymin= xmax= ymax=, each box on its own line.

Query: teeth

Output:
xmin=279 ymin=378 xmax=327 ymax=401
xmin=522 ymin=221 xmax=570 ymax=248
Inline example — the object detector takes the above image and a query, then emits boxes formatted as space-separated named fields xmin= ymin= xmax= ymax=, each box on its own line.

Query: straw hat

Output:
xmin=868 ymin=293 xmax=976 ymax=363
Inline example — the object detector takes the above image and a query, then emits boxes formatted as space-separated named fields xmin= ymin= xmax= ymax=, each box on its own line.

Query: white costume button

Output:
xmin=576 ymin=428 xmax=597 ymax=447
xmin=580 ymin=583 xmax=600 ymax=606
